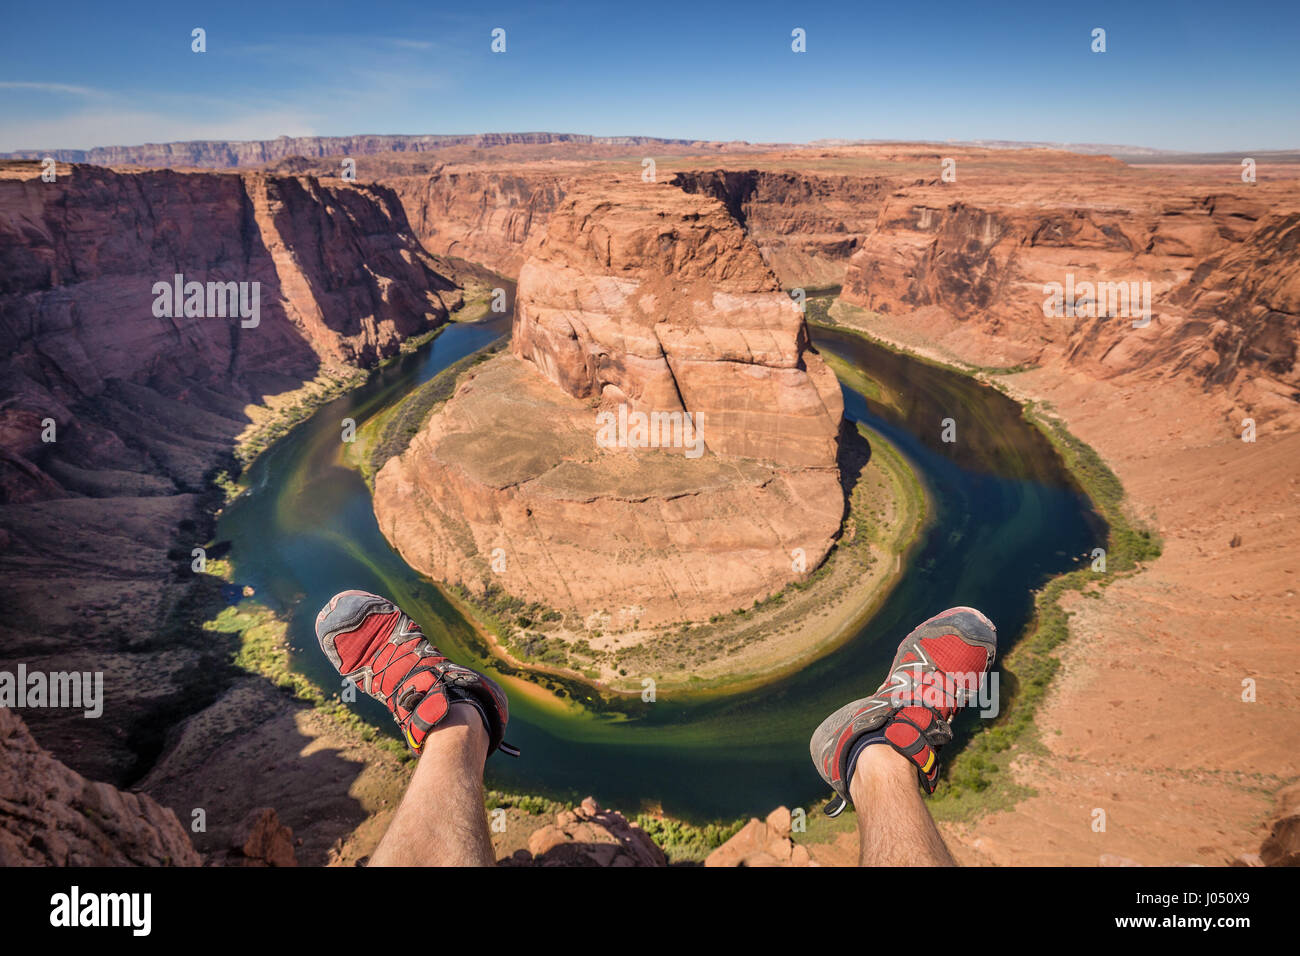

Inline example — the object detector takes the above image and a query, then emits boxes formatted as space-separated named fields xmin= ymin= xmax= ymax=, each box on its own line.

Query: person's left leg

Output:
xmin=315 ymin=590 xmax=518 ymax=868
xmin=370 ymin=702 xmax=495 ymax=866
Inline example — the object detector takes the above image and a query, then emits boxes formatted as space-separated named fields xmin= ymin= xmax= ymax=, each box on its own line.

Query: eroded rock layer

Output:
xmin=0 ymin=161 xmax=465 ymax=782
xmin=265 ymin=155 xmax=902 ymax=286
xmin=670 ymin=169 xmax=892 ymax=287
xmin=389 ymin=167 xmax=573 ymax=278
xmin=375 ymin=180 xmax=844 ymax=626
xmin=840 ymin=183 xmax=1299 ymax=424
xmin=0 ymin=708 xmax=200 ymax=866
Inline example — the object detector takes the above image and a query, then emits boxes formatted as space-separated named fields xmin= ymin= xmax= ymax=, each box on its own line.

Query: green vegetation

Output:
xmin=820 ymin=349 xmax=884 ymax=402
xmin=451 ymin=585 xmax=576 ymax=665
xmin=1024 ymin=401 xmax=1162 ymax=572
xmin=349 ymin=338 xmax=507 ymax=488
xmin=441 ymin=584 xmax=631 ymax=712
xmin=209 ymin=469 xmax=241 ymax=503
xmin=484 ymin=791 xmax=564 ymax=817
xmin=857 ymin=422 xmax=928 ymax=556
xmin=236 ymin=368 xmax=369 ymax=469
xmin=811 ymin=310 xmax=1161 ymax=822
xmin=794 ymin=801 xmax=856 ymax=846
xmin=633 ymin=814 xmax=746 ymax=864
xmin=813 ymin=297 xmax=1037 ymax=378
xmin=208 ymin=602 xmax=412 ymax=762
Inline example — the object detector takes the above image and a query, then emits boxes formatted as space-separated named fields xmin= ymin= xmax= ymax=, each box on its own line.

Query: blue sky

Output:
xmin=1 ymin=0 xmax=1296 ymax=152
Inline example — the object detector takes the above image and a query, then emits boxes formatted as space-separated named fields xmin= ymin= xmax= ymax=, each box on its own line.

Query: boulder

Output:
xmin=229 ymin=807 xmax=298 ymax=868
xmin=509 ymin=797 xmax=666 ymax=867
xmin=705 ymin=806 xmax=808 ymax=867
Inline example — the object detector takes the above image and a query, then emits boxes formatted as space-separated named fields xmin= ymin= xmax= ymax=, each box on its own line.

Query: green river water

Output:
xmin=215 ymin=314 xmax=1102 ymax=821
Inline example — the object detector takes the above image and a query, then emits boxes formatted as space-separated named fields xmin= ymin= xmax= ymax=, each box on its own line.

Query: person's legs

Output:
xmin=849 ymin=740 xmax=955 ymax=867
xmin=370 ymin=702 xmax=495 ymax=867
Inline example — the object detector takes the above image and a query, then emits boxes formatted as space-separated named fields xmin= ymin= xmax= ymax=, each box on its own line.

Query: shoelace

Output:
xmin=378 ymin=620 xmax=522 ymax=759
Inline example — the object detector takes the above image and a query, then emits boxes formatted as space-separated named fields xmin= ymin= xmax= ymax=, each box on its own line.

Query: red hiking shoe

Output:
xmin=810 ymin=607 xmax=996 ymax=815
xmin=315 ymin=590 xmax=518 ymax=759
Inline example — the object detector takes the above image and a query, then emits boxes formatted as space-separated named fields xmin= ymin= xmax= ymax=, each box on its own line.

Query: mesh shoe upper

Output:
xmin=315 ymin=590 xmax=516 ymax=758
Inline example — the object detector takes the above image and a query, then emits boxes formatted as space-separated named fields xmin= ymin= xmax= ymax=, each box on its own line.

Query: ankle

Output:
xmin=416 ymin=699 xmax=489 ymax=760
xmin=849 ymin=741 xmax=914 ymax=804
xmin=448 ymin=699 xmax=490 ymax=736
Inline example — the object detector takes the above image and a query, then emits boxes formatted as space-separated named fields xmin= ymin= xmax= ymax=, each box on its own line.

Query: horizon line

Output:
xmin=4 ymin=130 xmax=1298 ymax=159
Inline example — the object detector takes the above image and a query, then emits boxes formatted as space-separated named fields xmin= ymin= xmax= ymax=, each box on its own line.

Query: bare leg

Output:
xmin=369 ymin=702 xmax=495 ymax=867
xmin=850 ymin=743 xmax=956 ymax=867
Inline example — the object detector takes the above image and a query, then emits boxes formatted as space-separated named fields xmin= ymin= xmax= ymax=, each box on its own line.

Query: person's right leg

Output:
xmin=369 ymin=701 xmax=495 ymax=866
xmin=850 ymin=740 xmax=956 ymax=866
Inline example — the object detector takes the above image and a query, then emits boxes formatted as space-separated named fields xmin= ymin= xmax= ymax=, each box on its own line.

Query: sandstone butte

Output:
xmin=373 ymin=179 xmax=846 ymax=627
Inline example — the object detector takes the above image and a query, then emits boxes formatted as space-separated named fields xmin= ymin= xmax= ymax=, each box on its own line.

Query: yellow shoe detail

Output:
xmin=404 ymin=725 xmax=423 ymax=753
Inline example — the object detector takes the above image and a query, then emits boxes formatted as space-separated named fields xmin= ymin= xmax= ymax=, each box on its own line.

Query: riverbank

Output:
xmin=346 ymin=334 xmax=930 ymax=699
xmin=220 ymin=281 xmax=502 ymax=492
xmin=344 ymin=337 xmax=508 ymax=489
xmin=808 ymin=297 xmax=1296 ymax=867
xmin=807 ymin=300 xmax=1159 ymax=819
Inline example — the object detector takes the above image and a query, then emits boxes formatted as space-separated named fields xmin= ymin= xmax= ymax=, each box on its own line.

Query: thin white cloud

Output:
xmin=0 ymin=108 xmax=318 ymax=153
xmin=0 ymin=31 xmax=467 ymax=152
xmin=0 ymin=81 xmax=107 ymax=98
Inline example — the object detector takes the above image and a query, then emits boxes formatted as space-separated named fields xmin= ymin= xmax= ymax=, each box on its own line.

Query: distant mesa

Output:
xmin=0 ymin=132 xmax=704 ymax=169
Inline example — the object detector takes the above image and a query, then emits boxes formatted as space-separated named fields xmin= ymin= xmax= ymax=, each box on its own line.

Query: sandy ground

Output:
xmin=828 ymin=307 xmax=1299 ymax=866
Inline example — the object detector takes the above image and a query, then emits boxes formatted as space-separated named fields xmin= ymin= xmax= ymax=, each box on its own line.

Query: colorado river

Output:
xmin=216 ymin=315 xmax=1102 ymax=821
